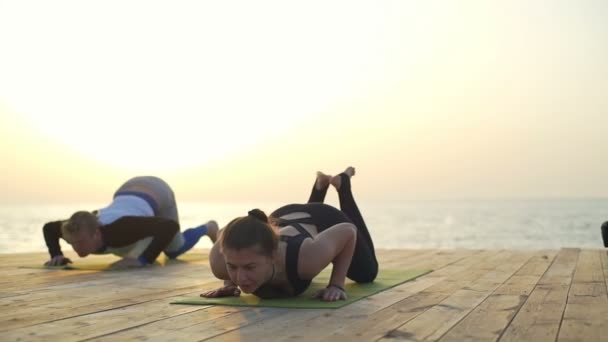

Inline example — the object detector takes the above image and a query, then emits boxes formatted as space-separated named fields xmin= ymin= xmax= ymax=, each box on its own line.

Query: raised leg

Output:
xmin=332 ymin=167 xmax=378 ymax=282
xmin=308 ymin=171 xmax=331 ymax=203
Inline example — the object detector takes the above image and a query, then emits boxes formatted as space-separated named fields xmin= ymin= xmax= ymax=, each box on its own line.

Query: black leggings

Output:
xmin=308 ymin=173 xmax=378 ymax=283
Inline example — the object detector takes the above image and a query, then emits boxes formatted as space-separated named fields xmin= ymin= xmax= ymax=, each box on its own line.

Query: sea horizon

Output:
xmin=1 ymin=198 xmax=606 ymax=255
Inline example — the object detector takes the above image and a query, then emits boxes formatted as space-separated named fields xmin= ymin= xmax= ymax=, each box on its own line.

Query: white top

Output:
xmin=97 ymin=195 xmax=155 ymax=225
xmin=96 ymin=194 xmax=156 ymax=258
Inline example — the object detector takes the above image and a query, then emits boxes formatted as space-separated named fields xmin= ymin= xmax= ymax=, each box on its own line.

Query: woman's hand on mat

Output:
xmin=313 ymin=285 xmax=347 ymax=302
xmin=44 ymin=255 xmax=72 ymax=266
xmin=200 ymin=285 xmax=241 ymax=298
xmin=110 ymin=258 xmax=144 ymax=269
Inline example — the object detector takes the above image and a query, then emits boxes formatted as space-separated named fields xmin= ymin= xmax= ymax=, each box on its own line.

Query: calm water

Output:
xmin=1 ymin=199 xmax=606 ymax=254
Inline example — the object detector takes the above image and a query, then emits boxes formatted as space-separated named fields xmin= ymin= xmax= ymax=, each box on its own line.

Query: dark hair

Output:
xmin=220 ymin=209 xmax=278 ymax=257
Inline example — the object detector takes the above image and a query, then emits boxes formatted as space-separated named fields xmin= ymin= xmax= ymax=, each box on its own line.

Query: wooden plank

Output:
xmin=374 ymin=251 xmax=534 ymax=342
xmin=0 ymin=273 xmax=221 ymax=331
xmin=0 ymin=265 xmax=217 ymax=308
xmin=492 ymin=250 xmax=558 ymax=296
xmin=0 ymin=251 xmax=117 ymax=271
xmin=88 ymin=307 xmax=288 ymax=342
xmin=1 ymin=248 xmax=261 ymax=340
xmin=0 ymin=252 xmax=55 ymax=268
xmin=0 ymin=262 xmax=209 ymax=294
xmin=380 ymin=249 xmax=444 ymax=268
xmin=499 ymin=248 xmax=579 ymax=342
xmin=308 ymin=250 xmax=506 ymax=341
xmin=202 ymin=250 xmax=477 ymax=342
xmin=557 ymin=249 xmax=608 ymax=342
xmin=2 ymin=299 xmax=207 ymax=342
xmin=84 ymin=249 xmax=426 ymax=342
xmin=439 ymin=250 xmax=558 ymax=342
xmin=0 ymin=269 xmax=104 ymax=293
xmin=569 ymin=249 xmax=604 ymax=283
xmin=2 ymin=250 xmax=416 ymax=340
xmin=3 ymin=249 xmax=606 ymax=341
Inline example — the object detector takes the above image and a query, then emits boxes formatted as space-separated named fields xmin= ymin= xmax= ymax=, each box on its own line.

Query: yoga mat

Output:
xmin=171 ymin=269 xmax=431 ymax=309
xmin=20 ymin=253 xmax=208 ymax=271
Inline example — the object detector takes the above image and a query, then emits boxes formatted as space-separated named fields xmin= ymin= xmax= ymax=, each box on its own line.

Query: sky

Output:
xmin=1 ymin=0 xmax=607 ymax=204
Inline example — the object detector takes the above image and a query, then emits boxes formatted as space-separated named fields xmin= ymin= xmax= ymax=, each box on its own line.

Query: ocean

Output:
xmin=1 ymin=199 xmax=606 ymax=255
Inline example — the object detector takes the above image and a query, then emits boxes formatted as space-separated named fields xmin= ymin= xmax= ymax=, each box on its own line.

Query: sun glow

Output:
xmin=3 ymin=1 xmax=607 ymax=202
xmin=0 ymin=1 xmax=387 ymax=171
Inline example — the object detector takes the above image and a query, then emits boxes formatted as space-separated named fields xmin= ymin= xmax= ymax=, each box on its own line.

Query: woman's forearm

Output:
xmin=328 ymin=226 xmax=356 ymax=288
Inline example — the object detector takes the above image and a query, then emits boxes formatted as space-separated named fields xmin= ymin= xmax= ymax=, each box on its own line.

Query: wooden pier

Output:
xmin=1 ymin=248 xmax=607 ymax=341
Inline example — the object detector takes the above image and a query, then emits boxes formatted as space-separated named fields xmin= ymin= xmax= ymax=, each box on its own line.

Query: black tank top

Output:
xmin=267 ymin=203 xmax=352 ymax=296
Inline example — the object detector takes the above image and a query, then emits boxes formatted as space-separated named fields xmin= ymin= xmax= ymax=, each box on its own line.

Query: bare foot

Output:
xmin=315 ymin=171 xmax=332 ymax=190
xmin=206 ymin=220 xmax=219 ymax=243
xmin=330 ymin=167 xmax=356 ymax=190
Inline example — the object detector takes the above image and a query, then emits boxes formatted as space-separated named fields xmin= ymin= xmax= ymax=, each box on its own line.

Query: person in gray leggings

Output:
xmin=42 ymin=176 xmax=218 ymax=268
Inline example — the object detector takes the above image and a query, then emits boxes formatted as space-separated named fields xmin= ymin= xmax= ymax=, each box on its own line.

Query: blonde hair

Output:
xmin=61 ymin=211 xmax=100 ymax=239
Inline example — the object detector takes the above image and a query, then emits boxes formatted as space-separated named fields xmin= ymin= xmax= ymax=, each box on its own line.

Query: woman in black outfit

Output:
xmin=201 ymin=167 xmax=378 ymax=302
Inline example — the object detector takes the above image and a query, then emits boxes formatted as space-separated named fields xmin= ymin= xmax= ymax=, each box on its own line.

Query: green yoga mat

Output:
xmin=20 ymin=254 xmax=208 ymax=271
xmin=171 ymin=269 xmax=431 ymax=309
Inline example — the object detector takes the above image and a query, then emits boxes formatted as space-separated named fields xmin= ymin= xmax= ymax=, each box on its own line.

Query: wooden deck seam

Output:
xmin=1 ymin=294 xmax=209 ymax=333
xmin=196 ymin=250 xmax=482 ymax=341
xmin=493 ymin=251 xmax=560 ymax=342
xmin=4 ymin=249 xmax=606 ymax=341
xmin=0 ymin=282 xmax=220 ymax=332
xmin=195 ymin=309 xmax=291 ymax=342
xmin=348 ymin=250 xmax=510 ymax=342
xmin=435 ymin=251 xmax=538 ymax=342
xmin=77 ymin=306 xmax=216 ymax=342
xmin=554 ymin=248 xmax=580 ymax=341
xmin=377 ymin=251 xmax=531 ymax=342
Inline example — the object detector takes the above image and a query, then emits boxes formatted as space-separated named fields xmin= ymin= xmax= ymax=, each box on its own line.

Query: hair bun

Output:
xmin=248 ymin=209 xmax=268 ymax=223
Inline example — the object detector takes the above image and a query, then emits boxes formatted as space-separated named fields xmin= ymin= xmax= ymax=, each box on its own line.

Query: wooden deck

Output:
xmin=1 ymin=248 xmax=607 ymax=341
